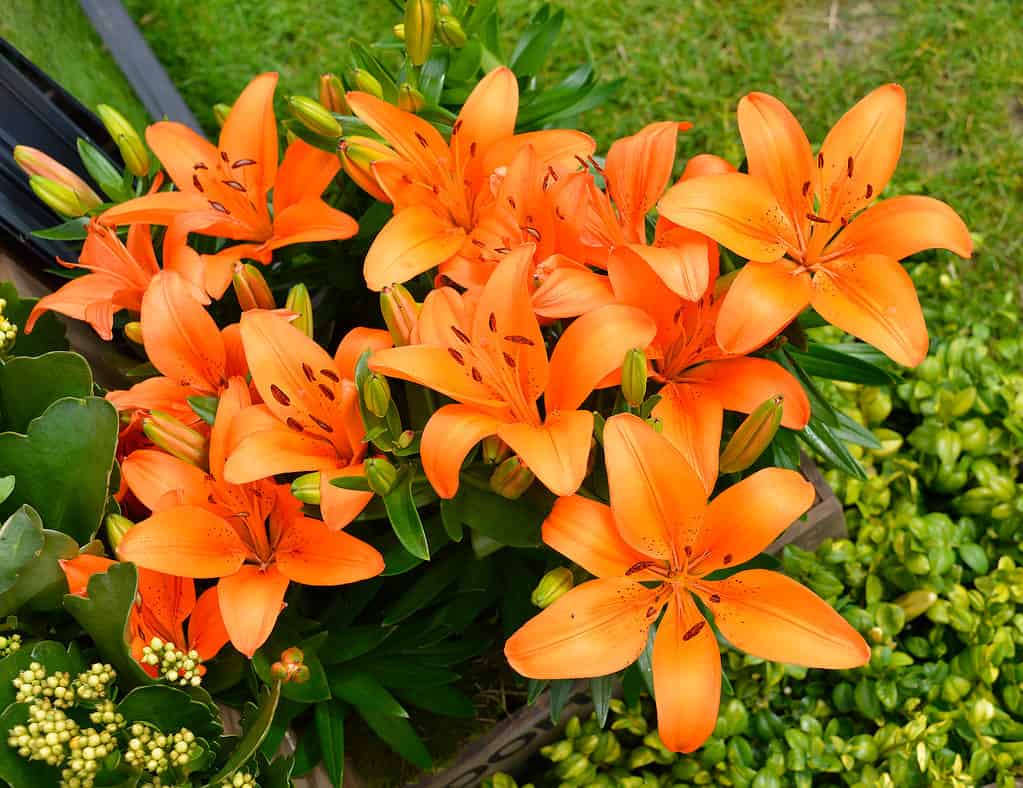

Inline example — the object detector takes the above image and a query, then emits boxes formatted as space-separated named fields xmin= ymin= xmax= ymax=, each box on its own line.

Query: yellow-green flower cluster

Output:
xmin=221 ymin=770 xmax=258 ymax=786
xmin=88 ymin=700 xmax=124 ymax=734
xmin=141 ymin=638 xmax=204 ymax=686
xmin=14 ymin=662 xmax=75 ymax=708
xmin=61 ymin=726 xmax=116 ymax=787
xmin=0 ymin=298 xmax=17 ymax=357
xmin=7 ymin=700 xmax=78 ymax=766
xmin=0 ymin=634 xmax=22 ymax=658
xmin=123 ymin=723 xmax=200 ymax=775
xmin=72 ymin=663 xmax=116 ymax=703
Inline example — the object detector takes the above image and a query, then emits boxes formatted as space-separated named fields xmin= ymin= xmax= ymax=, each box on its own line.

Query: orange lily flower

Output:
xmin=118 ymin=377 xmax=385 ymax=656
xmin=223 ymin=310 xmax=393 ymax=530
xmin=659 ymin=85 xmax=972 ymax=366
xmin=369 ymin=246 xmax=657 ymax=498
xmin=61 ymin=555 xmax=229 ymax=673
xmin=101 ymin=73 xmax=358 ymax=297
xmin=107 ymin=271 xmax=246 ymax=425
xmin=609 ymin=225 xmax=809 ymax=491
xmin=504 ymin=413 xmax=869 ymax=752
xmin=347 ymin=67 xmax=596 ymax=291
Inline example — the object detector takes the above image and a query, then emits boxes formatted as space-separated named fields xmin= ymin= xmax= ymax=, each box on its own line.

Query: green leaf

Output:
xmin=773 ymin=349 xmax=840 ymax=428
xmin=0 ymin=505 xmax=44 ymax=594
xmin=637 ymin=627 xmax=656 ymax=697
xmin=359 ymin=658 xmax=458 ymax=690
xmin=0 ymin=352 xmax=93 ymax=432
xmin=798 ymin=420 xmax=868 ymax=480
xmin=315 ymin=700 xmax=346 ymax=787
xmin=329 ymin=669 xmax=408 ymax=717
xmin=77 ymin=138 xmax=131 ymax=201
xmin=187 ymin=395 xmax=219 ymax=426
xmin=394 ymin=684 xmax=474 ymax=718
xmin=457 ymin=479 xmax=544 ymax=547
xmin=0 ymin=703 xmax=62 ymax=786
xmin=0 ymin=521 xmax=78 ymax=617
xmin=591 ymin=675 xmax=614 ymax=728
xmin=419 ymin=51 xmax=449 ymax=104
xmin=117 ymin=685 xmax=223 ymax=741
xmin=509 ymin=6 xmax=564 ymax=76
xmin=832 ymin=411 xmax=882 ymax=450
xmin=348 ymin=40 xmax=399 ymax=102
xmin=381 ymin=551 xmax=462 ymax=625
xmin=0 ymin=476 xmax=13 ymax=506
xmin=203 ymin=681 xmax=281 ymax=787
xmin=30 ymin=217 xmax=90 ymax=240
xmin=0 ymin=282 xmax=68 ymax=356
xmin=63 ymin=561 xmax=155 ymax=687
xmin=358 ymin=709 xmax=432 ymax=769
xmin=959 ymin=543 xmax=989 ymax=574
xmin=548 ymin=678 xmax=574 ymax=724
xmin=320 ymin=625 xmax=395 ymax=665
xmin=447 ymin=39 xmax=483 ymax=81
xmin=381 ymin=472 xmax=430 ymax=560
xmin=788 ymin=343 xmax=897 ymax=386
xmin=330 ymin=475 xmax=372 ymax=492
xmin=439 ymin=495 xmax=464 ymax=542
xmin=0 ymin=397 xmax=118 ymax=544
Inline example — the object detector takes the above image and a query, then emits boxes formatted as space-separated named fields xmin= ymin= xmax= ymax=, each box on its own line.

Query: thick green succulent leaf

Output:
xmin=0 ymin=351 xmax=93 ymax=432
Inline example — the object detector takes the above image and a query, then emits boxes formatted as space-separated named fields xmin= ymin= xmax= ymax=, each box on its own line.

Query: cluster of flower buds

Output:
xmin=14 ymin=662 xmax=75 ymax=708
xmin=7 ymin=700 xmax=78 ymax=766
xmin=364 ymin=457 xmax=399 ymax=496
xmin=71 ymin=663 xmax=117 ymax=702
xmin=0 ymin=632 xmax=22 ymax=657
xmin=221 ymin=771 xmax=258 ymax=787
xmin=62 ymin=726 xmax=116 ymax=787
xmin=88 ymin=699 xmax=125 ymax=734
xmin=319 ymin=73 xmax=349 ymax=114
xmin=96 ymin=105 xmax=149 ymax=177
xmin=141 ymin=638 xmax=205 ymax=687
xmin=489 ymin=456 xmax=535 ymax=500
xmin=399 ymin=0 xmax=467 ymax=58
xmin=269 ymin=646 xmax=310 ymax=684
xmin=124 ymin=723 xmax=200 ymax=775
xmin=0 ymin=299 xmax=18 ymax=358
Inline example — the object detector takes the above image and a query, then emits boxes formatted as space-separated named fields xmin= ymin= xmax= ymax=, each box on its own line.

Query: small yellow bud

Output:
xmin=719 ymin=395 xmax=784 ymax=473
xmin=437 ymin=15 xmax=468 ymax=47
xmin=489 ymin=456 xmax=535 ymax=500
xmin=291 ymin=472 xmax=322 ymax=505
xmin=96 ymin=105 xmax=149 ymax=177
xmin=379 ymin=283 xmax=420 ymax=345
xmin=287 ymin=95 xmax=343 ymax=139
xmin=531 ymin=567 xmax=574 ymax=608
xmin=364 ymin=457 xmax=399 ymax=496
xmin=318 ymin=73 xmax=350 ymax=115
xmin=620 ymin=348 xmax=648 ymax=408
xmin=123 ymin=321 xmax=143 ymax=345
xmin=13 ymin=146 xmax=102 ymax=210
xmin=142 ymin=411 xmax=209 ymax=469
xmin=404 ymin=0 xmax=436 ymax=66
xmin=397 ymin=83 xmax=426 ymax=113
xmin=350 ymin=68 xmax=384 ymax=100
xmin=232 ymin=263 xmax=275 ymax=311
xmin=30 ymin=176 xmax=85 ymax=218
xmin=285 ymin=283 xmax=314 ymax=338
xmin=392 ymin=23 xmax=406 ymax=40
xmin=212 ymin=103 xmax=232 ymax=128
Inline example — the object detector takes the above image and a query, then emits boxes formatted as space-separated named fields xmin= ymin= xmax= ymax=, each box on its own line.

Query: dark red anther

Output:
xmin=504 ymin=335 xmax=535 ymax=346
xmin=846 ymin=156 xmax=854 ymax=177
xmin=450 ymin=325 xmax=471 ymax=344
xmin=311 ymin=416 xmax=334 ymax=433
xmin=683 ymin=621 xmax=706 ymax=641
xmin=414 ymin=131 xmax=429 ymax=148
xmin=232 ymin=158 xmax=257 ymax=168
xmin=817 ymin=152 xmax=824 ymax=168
xmin=302 ymin=363 xmax=315 ymax=382
xmin=471 ymin=367 xmax=483 ymax=383
xmin=220 ymin=151 xmax=230 ymax=162
xmin=865 ymin=183 xmax=874 ymax=199
xmin=270 ymin=384 xmax=291 ymax=406
xmin=208 ymin=200 xmax=229 ymax=214
xmin=320 ymin=369 xmax=340 ymax=382
xmin=469 ymin=141 xmax=477 ymax=157
xmin=722 ymin=553 xmax=733 ymax=565
xmin=448 ymin=347 xmax=465 ymax=365
xmin=802 ymin=180 xmax=811 ymax=197
xmin=503 ymin=352 xmax=516 ymax=368
xmin=192 ymin=174 xmax=204 ymax=192
xmin=318 ymin=384 xmax=335 ymax=401
xmin=709 ymin=594 xmax=721 ymax=603
xmin=806 ymin=212 xmax=830 ymax=224
xmin=488 ymin=312 xmax=497 ymax=332
xmin=286 ymin=417 xmax=304 ymax=432
xmin=223 ymin=179 xmax=246 ymax=191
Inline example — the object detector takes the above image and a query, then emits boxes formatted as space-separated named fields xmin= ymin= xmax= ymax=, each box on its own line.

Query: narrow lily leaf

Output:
xmin=799 ymin=419 xmax=868 ymax=480
xmin=637 ymin=627 xmax=656 ymax=697
xmin=548 ymin=678 xmax=575 ymax=724
xmin=381 ymin=551 xmax=461 ymax=625
xmin=394 ymin=685 xmax=474 ymax=718
xmin=381 ymin=473 xmax=429 ymax=560
xmin=833 ymin=411 xmax=883 ymax=449
xmin=439 ymin=495 xmax=464 ymax=542
xmin=773 ymin=349 xmax=839 ymax=427
xmin=77 ymin=138 xmax=131 ymax=201
xmin=358 ymin=710 xmax=432 ymax=769
xmin=314 ymin=700 xmax=346 ymax=787
xmin=31 ymin=218 xmax=90 ymax=240
xmin=527 ymin=679 xmax=548 ymax=705
xmin=788 ymin=343 xmax=897 ymax=385
xmin=202 ymin=681 xmax=281 ymax=788
xmin=591 ymin=675 xmax=615 ymax=728
xmin=187 ymin=395 xmax=219 ymax=426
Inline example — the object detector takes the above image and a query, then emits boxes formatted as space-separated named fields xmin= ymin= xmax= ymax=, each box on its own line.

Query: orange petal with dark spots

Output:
xmin=679 ymin=357 xmax=810 ymax=430
xmin=117 ymin=507 xmax=249 ymax=578
xmin=276 ymin=515 xmax=384 ymax=585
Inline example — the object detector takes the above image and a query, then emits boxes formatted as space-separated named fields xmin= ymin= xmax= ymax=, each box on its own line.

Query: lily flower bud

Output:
xmin=489 ymin=456 xmax=535 ymax=500
xmin=287 ymin=95 xmax=343 ymax=139
xmin=340 ymin=135 xmax=397 ymax=203
xmin=291 ymin=472 xmax=322 ymax=505
xmin=363 ymin=373 xmax=392 ymax=418
xmin=212 ymin=103 xmax=232 ymax=128
xmin=143 ymin=411 xmax=209 ymax=469
xmin=29 ymin=176 xmax=85 ymax=218
xmin=531 ymin=567 xmax=574 ymax=609
xmin=620 ymin=348 xmax=647 ymax=408
xmin=719 ymin=395 xmax=784 ymax=474
xmin=380 ymin=283 xmax=420 ymax=345
xmin=123 ymin=321 xmax=144 ymax=345
xmin=395 ymin=430 xmax=415 ymax=449
xmin=437 ymin=15 xmax=467 ymax=47
xmin=285 ymin=283 xmax=314 ymax=338
xmin=365 ymin=457 xmax=399 ymax=496
xmin=404 ymin=0 xmax=436 ymax=66
xmin=13 ymin=146 xmax=102 ymax=210
xmin=232 ymin=263 xmax=275 ymax=311
xmin=318 ymin=73 xmax=350 ymax=114
xmin=482 ymin=435 xmax=511 ymax=465
xmin=350 ymin=69 xmax=384 ymax=99
xmin=397 ymin=83 xmax=426 ymax=113
xmin=96 ymin=104 xmax=150 ymax=177
xmin=392 ymin=23 xmax=406 ymax=40
xmin=105 ymin=513 xmax=134 ymax=551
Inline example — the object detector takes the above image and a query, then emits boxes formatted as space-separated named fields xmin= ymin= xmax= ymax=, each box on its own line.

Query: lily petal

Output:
xmin=347 ymin=90 xmax=450 ymax=182
xmin=225 ymin=419 xmax=340 ymax=484
xmin=276 ymin=516 xmax=384 ymax=585
xmin=543 ymin=495 xmax=655 ymax=579
xmin=699 ymin=570 xmax=870 ymax=669
xmin=653 ymin=595 xmax=721 ymax=753
xmin=364 ymin=205 xmax=466 ymax=291
xmin=605 ymin=121 xmax=683 ymax=241
xmin=219 ymin=72 xmax=280 ymax=199
xmin=658 ymin=173 xmax=796 ymax=262
xmin=650 ymin=385 xmax=723 ymax=496
xmin=275 ymin=138 xmax=341 ymax=212
xmin=335 ymin=327 xmax=394 ymax=381
xmin=504 ymin=578 xmax=661 ymax=679
xmin=209 ymin=377 xmax=251 ymax=482
xmin=117 ymin=507 xmax=248 ymax=578
xmin=369 ymin=345 xmax=506 ymax=409
xmin=188 ymin=587 xmax=230 ymax=661
xmin=602 ymin=413 xmax=707 ymax=560
xmin=697 ymin=469 xmax=815 ymax=574
xmin=531 ymin=259 xmax=615 ymax=320
xmin=217 ymin=564 xmax=289 ymax=657
xmin=545 ymin=304 xmax=657 ymax=412
xmin=269 ymin=199 xmax=358 ymax=248
xmin=480 ymin=129 xmax=596 ymax=176
xmin=715 ymin=260 xmax=812 ymax=355
xmin=122 ymin=449 xmax=211 ymax=512
xmin=811 ymin=255 xmax=927 ymax=367
xmin=421 ymin=404 xmax=502 ymax=499
xmin=452 ymin=67 xmax=518 ymax=186
xmin=680 ymin=357 xmax=811 ymax=429
xmin=619 ymin=240 xmax=711 ymax=302
xmin=319 ymin=465 xmax=375 ymax=531
xmin=499 ymin=410 xmax=593 ymax=497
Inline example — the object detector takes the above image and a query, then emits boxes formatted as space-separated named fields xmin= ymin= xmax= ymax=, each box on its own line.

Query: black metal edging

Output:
xmin=77 ymin=0 xmax=204 ymax=134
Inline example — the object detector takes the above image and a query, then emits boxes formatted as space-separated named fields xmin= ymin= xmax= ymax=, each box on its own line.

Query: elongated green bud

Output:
xmin=397 ymin=83 xmax=426 ymax=113
xmin=437 ymin=15 xmax=467 ymax=47
xmin=212 ymin=103 xmax=232 ymax=128
xmin=340 ymin=135 xmax=397 ymax=203
xmin=96 ymin=104 xmax=149 ymax=177
xmin=13 ymin=146 xmax=102 ymax=209
xmin=105 ymin=513 xmax=134 ymax=551
xmin=489 ymin=456 xmax=535 ymax=500
xmin=404 ymin=0 xmax=436 ymax=66
xmin=482 ymin=435 xmax=511 ymax=465
xmin=285 ymin=283 xmax=314 ymax=338
xmin=363 ymin=373 xmax=392 ymax=418
xmin=318 ymin=73 xmax=350 ymax=114
xmin=350 ymin=69 xmax=384 ymax=99
xmin=30 ymin=175 xmax=85 ymax=217
xmin=143 ymin=411 xmax=208 ymax=469
xmin=894 ymin=590 xmax=938 ymax=622
xmin=380 ymin=283 xmax=420 ymax=345
xmin=365 ymin=457 xmax=399 ymax=495
xmin=291 ymin=471 xmax=322 ymax=504
xmin=531 ymin=567 xmax=574 ymax=609
xmin=719 ymin=395 xmax=784 ymax=473
xmin=621 ymin=348 xmax=647 ymax=408
xmin=287 ymin=95 xmax=343 ymax=138
xmin=232 ymin=263 xmax=275 ymax=311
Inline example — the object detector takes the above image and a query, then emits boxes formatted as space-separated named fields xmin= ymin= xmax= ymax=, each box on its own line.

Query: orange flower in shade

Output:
xmin=659 ymin=85 xmax=973 ymax=366
xmin=223 ymin=311 xmax=393 ymax=530
xmin=117 ymin=378 xmax=385 ymax=656
xmin=609 ymin=218 xmax=810 ymax=492
xmin=347 ymin=67 xmax=596 ymax=291
xmin=107 ymin=271 xmax=246 ymax=425
xmin=369 ymin=246 xmax=657 ymax=498
xmin=101 ymin=73 xmax=358 ymax=298
xmin=504 ymin=414 xmax=869 ymax=753
xmin=61 ymin=555 xmax=229 ymax=673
